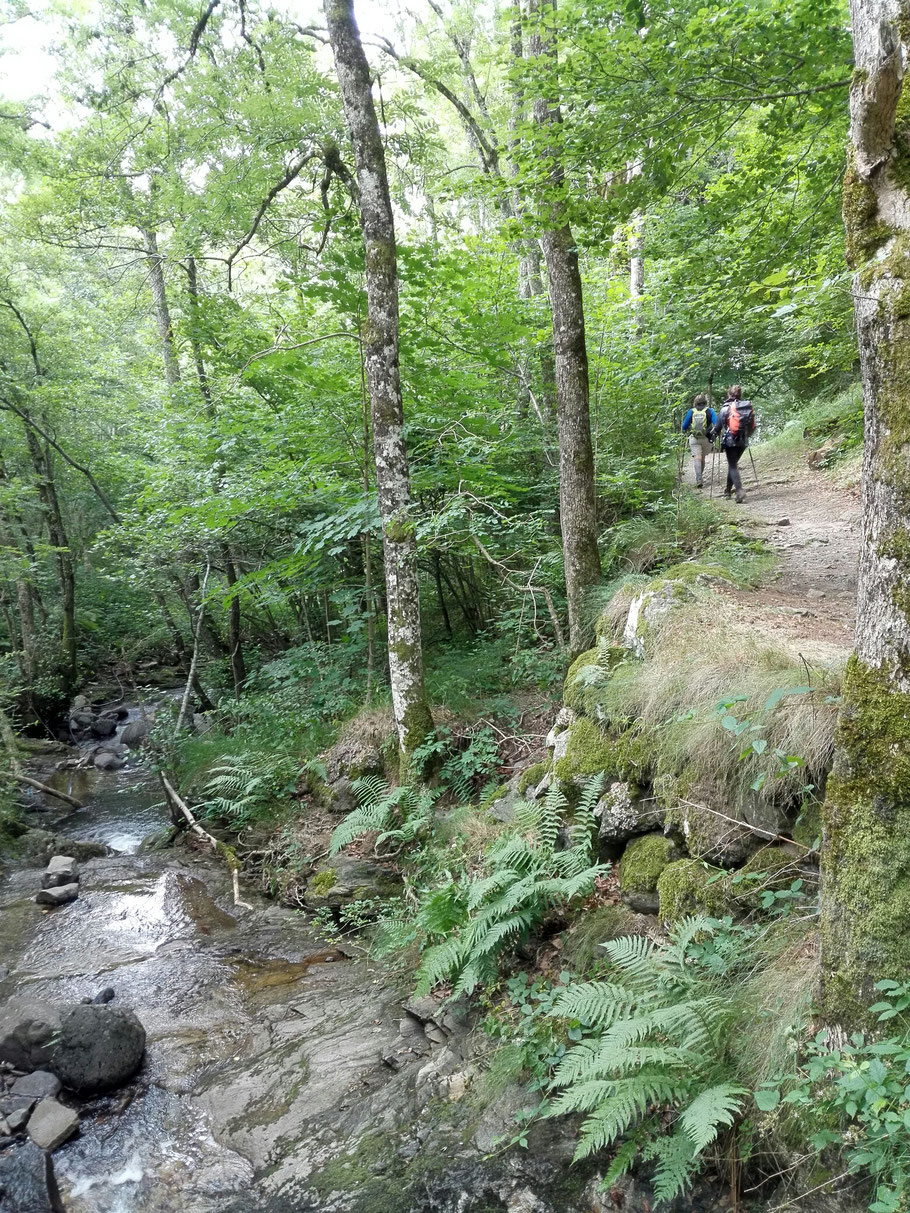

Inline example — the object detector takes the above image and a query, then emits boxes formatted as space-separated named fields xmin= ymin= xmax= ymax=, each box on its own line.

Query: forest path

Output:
xmin=686 ymin=441 xmax=862 ymax=667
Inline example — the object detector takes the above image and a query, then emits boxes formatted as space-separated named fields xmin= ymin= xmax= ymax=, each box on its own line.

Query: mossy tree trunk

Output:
xmin=325 ymin=0 xmax=434 ymax=761
xmin=821 ymin=0 xmax=910 ymax=1025
xmin=528 ymin=0 xmax=602 ymax=654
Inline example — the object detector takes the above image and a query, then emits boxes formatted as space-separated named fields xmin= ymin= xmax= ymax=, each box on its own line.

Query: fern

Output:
xmin=547 ymin=917 xmax=751 ymax=1202
xmin=330 ymin=779 xmax=438 ymax=857
xmin=411 ymin=780 xmax=607 ymax=998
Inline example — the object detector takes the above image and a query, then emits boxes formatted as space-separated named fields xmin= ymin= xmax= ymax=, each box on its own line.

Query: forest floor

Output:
xmin=686 ymin=440 xmax=861 ymax=667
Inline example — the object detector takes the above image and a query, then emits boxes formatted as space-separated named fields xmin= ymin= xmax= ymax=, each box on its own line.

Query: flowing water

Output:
xmin=0 ymin=737 xmax=410 ymax=1212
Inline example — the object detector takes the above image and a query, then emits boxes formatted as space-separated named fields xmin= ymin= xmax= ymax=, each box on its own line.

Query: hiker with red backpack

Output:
xmin=681 ymin=393 xmax=717 ymax=488
xmin=713 ymin=385 xmax=756 ymax=503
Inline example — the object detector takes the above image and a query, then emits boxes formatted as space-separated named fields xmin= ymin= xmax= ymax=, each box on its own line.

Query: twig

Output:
xmin=676 ymin=797 xmax=814 ymax=851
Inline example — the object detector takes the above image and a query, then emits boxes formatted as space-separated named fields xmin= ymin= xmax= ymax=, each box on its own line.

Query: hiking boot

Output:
xmin=736 ymin=492 xmax=746 ymax=504
xmin=695 ymin=481 xmax=703 ymax=489
xmin=723 ymin=489 xmax=733 ymax=498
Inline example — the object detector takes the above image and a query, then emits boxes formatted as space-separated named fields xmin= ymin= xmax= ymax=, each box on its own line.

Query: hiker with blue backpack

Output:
xmin=714 ymin=385 xmax=756 ymax=503
xmin=681 ymin=393 xmax=717 ymax=488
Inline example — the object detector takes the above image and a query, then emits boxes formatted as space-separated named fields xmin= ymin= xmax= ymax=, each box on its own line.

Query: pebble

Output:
xmin=776 ymin=517 xmax=791 ymax=526
xmin=807 ymin=590 xmax=826 ymax=600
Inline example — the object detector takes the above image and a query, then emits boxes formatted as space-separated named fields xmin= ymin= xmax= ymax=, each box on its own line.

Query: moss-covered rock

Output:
xmin=554 ymin=718 xmax=649 ymax=791
xmin=563 ymin=646 xmax=626 ymax=714
xmin=657 ymin=858 xmax=731 ymax=923
xmin=560 ymin=905 xmax=657 ymax=973
xmin=620 ymin=834 xmax=675 ymax=893
xmin=306 ymin=857 xmax=401 ymax=910
xmin=518 ymin=761 xmax=550 ymax=796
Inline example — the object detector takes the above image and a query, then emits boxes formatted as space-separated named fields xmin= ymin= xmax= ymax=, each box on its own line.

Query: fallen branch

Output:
xmin=160 ymin=775 xmax=253 ymax=909
xmin=0 ymin=707 xmax=84 ymax=808
xmin=7 ymin=770 xmax=84 ymax=809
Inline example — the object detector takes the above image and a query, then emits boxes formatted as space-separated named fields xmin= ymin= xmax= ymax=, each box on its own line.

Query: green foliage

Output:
xmin=768 ymin=981 xmax=910 ymax=1213
xmin=547 ymin=917 xmax=753 ymax=1199
xmin=410 ymin=776 xmax=608 ymax=999
xmin=329 ymin=777 xmax=439 ymax=857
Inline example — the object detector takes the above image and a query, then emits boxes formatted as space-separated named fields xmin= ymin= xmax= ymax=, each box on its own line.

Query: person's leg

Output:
xmin=729 ymin=448 xmax=745 ymax=501
xmin=724 ymin=449 xmax=734 ymax=495
xmin=689 ymin=436 xmax=704 ymax=486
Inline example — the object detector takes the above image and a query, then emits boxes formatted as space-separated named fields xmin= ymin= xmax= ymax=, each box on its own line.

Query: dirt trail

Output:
xmin=687 ymin=442 xmax=861 ymax=665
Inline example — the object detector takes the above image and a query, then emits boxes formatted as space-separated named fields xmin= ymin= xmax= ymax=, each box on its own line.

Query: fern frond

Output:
xmin=678 ymin=1083 xmax=747 ymax=1154
xmin=352 ymin=773 xmax=389 ymax=807
xmin=549 ymin=981 xmax=638 ymax=1030
xmin=643 ymin=1128 xmax=699 ymax=1203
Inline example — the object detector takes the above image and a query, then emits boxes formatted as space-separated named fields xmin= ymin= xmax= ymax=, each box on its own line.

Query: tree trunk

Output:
xmin=821 ymin=0 xmax=910 ymax=1026
xmin=142 ymin=228 xmax=181 ymax=389
xmin=529 ymin=0 xmax=601 ymax=654
xmin=325 ymin=0 xmax=434 ymax=762
xmin=21 ymin=421 xmax=76 ymax=686
xmin=186 ymin=257 xmax=247 ymax=698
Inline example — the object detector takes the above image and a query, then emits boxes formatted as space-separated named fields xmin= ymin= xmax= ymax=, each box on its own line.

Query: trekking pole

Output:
xmin=748 ymin=447 xmax=759 ymax=487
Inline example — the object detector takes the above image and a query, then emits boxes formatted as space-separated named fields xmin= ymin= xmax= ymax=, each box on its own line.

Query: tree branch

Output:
xmin=0 ymin=396 xmax=121 ymax=524
xmin=226 ymin=151 xmax=319 ymax=289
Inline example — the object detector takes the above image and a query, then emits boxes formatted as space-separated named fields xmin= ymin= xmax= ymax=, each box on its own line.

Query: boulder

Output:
xmin=0 ymin=1141 xmax=66 ymax=1212
xmin=619 ymin=833 xmax=678 ymax=914
xmin=326 ymin=776 xmax=358 ymax=816
xmin=51 ymin=1004 xmax=146 ymax=1093
xmin=305 ymin=857 xmax=401 ymax=910
xmin=192 ymin=713 xmax=212 ymax=734
xmin=41 ymin=856 xmax=78 ymax=889
xmin=11 ymin=1073 xmax=61 ymax=1100
xmin=119 ymin=719 xmax=151 ymax=747
xmin=89 ymin=715 xmax=117 ymax=739
xmin=596 ymin=781 xmax=659 ymax=847
xmin=6 ymin=1106 xmax=30 ymax=1132
xmin=0 ymin=997 xmax=145 ymax=1092
xmin=27 ymin=1099 xmax=79 ymax=1151
xmin=321 ymin=735 xmax=385 ymax=784
xmin=35 ymin=884 xmax=79 ymax=908
xmin=93 ymin=751 xmax=125 ymax=772
xmin=623 ymin=580 xmax=694 ymax=659
xmin=14 ymin=831 xmax=108 ymax=864
xmin=0 ymin=999 xmax=62 ymax=1071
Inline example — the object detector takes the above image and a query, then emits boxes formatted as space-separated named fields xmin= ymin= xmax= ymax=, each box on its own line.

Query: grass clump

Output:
xmin=580 ymin=596 xmax=842 ymax=832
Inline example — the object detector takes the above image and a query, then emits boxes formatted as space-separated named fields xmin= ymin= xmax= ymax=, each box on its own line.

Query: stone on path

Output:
xmin=41 ymin=857 xmax=78 ymax=889
xmin=27 ymin=1099 xmax=79 ymax=1150
xmin=35 ymin=884 xmax=79 ymax=908
xmin=7 ymin=1106 xmax=31 ymax=1132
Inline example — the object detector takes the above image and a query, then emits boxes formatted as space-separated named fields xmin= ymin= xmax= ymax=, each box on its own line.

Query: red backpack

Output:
xmin=726 ymin=400 xmax=755 ymax=446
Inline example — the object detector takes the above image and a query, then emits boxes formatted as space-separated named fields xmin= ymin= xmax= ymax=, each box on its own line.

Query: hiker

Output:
xmin=714 ymin=385 xmax=756 ymax=503
xmin=681 ymin=393 xmax=717 ymax=488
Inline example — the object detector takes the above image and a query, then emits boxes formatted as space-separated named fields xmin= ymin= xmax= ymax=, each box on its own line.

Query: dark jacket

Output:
xmin=715 ymin=400 xmax=756 ymax=448
xmin=682 ymin=406 xmax=717 ymax=436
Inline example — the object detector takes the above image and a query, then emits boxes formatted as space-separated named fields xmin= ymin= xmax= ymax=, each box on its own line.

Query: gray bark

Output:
xmin=325 ymin=0 xmax=433 ymax=759
xmin=529 ymin=0 xmax=601 ymax=653
xmin=821 ymin=0 xmax=910 ymax=1026
xmin=141 ymin=228 xmax=181 ymax=389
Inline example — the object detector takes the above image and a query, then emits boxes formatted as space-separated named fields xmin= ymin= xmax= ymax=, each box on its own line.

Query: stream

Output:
xmin=0 ymin=724 xmax=425 ymax=1213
